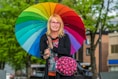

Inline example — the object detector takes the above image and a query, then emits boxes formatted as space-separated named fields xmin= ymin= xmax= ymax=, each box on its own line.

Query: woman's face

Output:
xmin=50 ymin=17 xmax=61 ymax=32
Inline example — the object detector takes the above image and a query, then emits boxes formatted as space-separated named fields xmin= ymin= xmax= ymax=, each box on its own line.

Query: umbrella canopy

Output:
xmin=15 ymin=2 xmax=86 ymax=58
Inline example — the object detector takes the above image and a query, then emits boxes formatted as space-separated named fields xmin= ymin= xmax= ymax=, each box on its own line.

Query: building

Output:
xmin=75 ymin=33 xmax=109 ymax=72
xmin=108 ymin=33 xmax=118 ymax=71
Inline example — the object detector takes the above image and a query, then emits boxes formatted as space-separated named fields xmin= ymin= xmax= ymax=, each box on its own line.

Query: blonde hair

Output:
xmin=46 ymin=14 xmax=64 ymax=37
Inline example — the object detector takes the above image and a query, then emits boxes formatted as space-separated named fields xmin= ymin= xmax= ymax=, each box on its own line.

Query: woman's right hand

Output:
xmin=47 ymin=36 xmax=53 ymax=49
xmin=43 ymin=48 xmax=50 ymax=59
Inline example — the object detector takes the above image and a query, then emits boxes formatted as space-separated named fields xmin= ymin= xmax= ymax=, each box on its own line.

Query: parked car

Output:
xmin=76 ymin=61 xmax=93 ymax=79
xmin=30 ymin=64 xmax=45 ymax=79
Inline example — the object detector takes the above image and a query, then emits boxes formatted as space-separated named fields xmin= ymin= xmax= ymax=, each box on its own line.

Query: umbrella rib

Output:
xmin=54 ymin=4 xmax=66 ymax=14
xmin=40 ymin=3 xmax=50 ymax=17
xmin=60 ymin=11 xmax=77 ymax=17
xmin=49 ymin=2 xmax=52 ymax=16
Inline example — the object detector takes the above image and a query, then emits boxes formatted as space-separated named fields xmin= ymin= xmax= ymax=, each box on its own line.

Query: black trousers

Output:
xmin=49 ymin=76 xmax=55 ymax=79
xmin=48 ymin=73 xmax=75 ymax=79
xmin=56 ymin=72 xmax=75 ymax=79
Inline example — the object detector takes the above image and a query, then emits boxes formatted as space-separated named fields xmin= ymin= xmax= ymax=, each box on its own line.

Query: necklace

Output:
xmin=49 ymin=35 xmax=59 ymax=40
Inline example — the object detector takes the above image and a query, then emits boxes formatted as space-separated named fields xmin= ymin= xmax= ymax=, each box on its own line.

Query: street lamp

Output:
xmin=99 ymin=24 xmax=102 ymax=73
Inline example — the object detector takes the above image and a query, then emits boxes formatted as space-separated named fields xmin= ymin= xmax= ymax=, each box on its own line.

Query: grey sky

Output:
xmin=105 ymin=0 xmax=117 ymax=16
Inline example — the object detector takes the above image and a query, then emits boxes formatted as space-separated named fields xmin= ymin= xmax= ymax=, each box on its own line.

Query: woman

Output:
xmin=40 ymin=14 xmax=75 ymax=79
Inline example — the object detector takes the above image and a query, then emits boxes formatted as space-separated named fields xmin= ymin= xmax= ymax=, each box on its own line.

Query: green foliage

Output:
xmin=0 ymin=0 xmax=45 ymax=70
xmin=39 ymin=0 xmax=58 ymax=3
xmin=31 ymin=56 xmax=46 ymax=64
xmin=61 ymin=0 xmax=117 ymax=33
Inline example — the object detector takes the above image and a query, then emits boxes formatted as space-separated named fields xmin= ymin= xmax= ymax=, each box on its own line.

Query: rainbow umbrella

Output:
xmin=15 ymin=2 xmax=86 ymax=58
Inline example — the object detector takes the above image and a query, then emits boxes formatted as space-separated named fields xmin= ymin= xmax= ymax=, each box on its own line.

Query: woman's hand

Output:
xmin=47 ymin=36 xmax=53 ymax=49
xmin=43 ymin=48 xmax=50 ymax=59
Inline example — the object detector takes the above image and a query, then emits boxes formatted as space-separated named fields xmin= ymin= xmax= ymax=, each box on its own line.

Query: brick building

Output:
xmin=108 ymin=33 xmax=118 ymax=71
xmin=75 ymin=33 xmax=109 ymax=73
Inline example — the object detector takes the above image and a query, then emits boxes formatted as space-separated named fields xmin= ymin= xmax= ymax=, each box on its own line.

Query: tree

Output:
xmin=0 ymin=0 xmax=45 ymax=79
xmin=60 ymin=0 xmax=117 ymax=79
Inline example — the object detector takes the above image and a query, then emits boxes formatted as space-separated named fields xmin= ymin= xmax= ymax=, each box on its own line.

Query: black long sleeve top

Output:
xmin=40 ymin=33 xmax=71 ymax=58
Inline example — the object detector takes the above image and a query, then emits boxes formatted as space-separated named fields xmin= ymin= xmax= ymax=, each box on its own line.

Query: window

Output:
xmin=86 ymin=48 xmax=90 ymax=55
xmin=85 ymin=38 xmax=90 ymax=45
xmin=111 ymin=45 xmax=118 ymax=53
xmin=110 ymin=66 xmax=118 ymax=71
